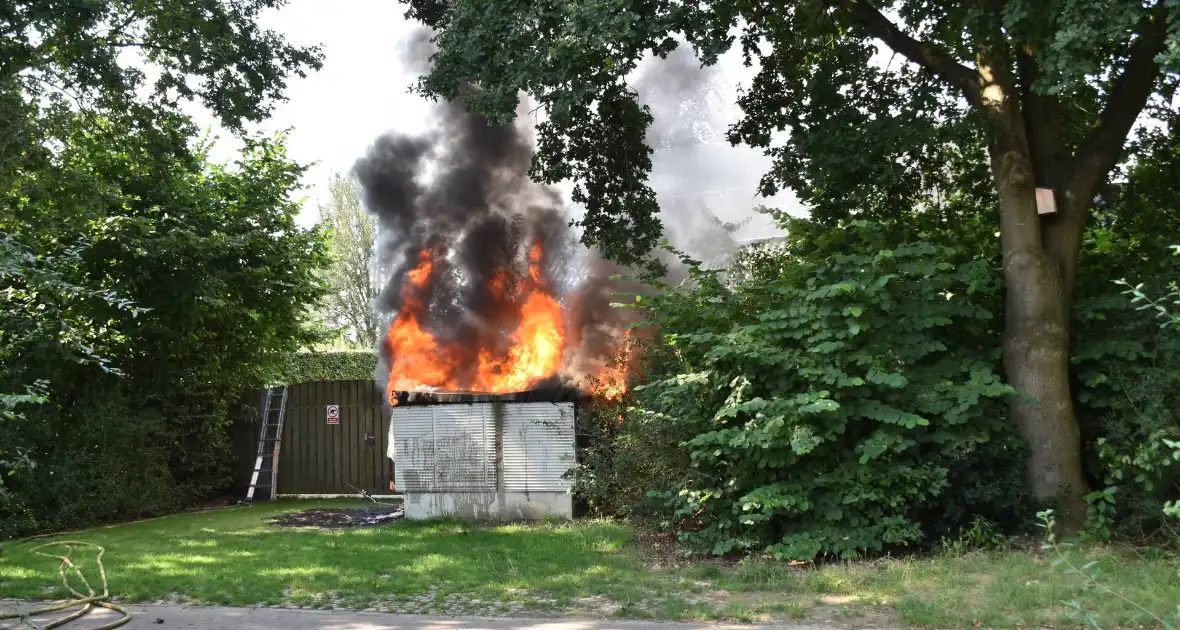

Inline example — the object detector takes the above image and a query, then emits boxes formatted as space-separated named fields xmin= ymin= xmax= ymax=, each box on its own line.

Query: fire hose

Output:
xmin=1 ymin=500 xmax=252 ymax=628
xmin=0 ymin=542 xmax=130 ymax=629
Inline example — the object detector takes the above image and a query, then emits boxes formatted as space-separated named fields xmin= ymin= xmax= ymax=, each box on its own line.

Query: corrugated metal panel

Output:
xmin=393 ymin=406 xmax=433 ymax=495
xmin=502 ymin=402 xmax=576 ymax=493
xmin=431 ymin=403 xmax=494 ymax=491
xmin=393 ymin=403 xmax=495 ymax=494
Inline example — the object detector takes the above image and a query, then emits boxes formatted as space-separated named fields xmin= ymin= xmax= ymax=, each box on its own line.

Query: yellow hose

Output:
xmin=0 ymin=541 xmax=130 ymax=629
xmin=4 ymin=503 xmax=255 ymax=627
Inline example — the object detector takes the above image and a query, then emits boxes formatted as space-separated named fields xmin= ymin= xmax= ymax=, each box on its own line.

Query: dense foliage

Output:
xmin=1070 ymin=117 xmax=1180 ymax=539
xmin=573 ymin=114 xmax=1180 ymax=555
xmin=0 ymin=0 xmax=325 ymax=538
xmin=0 ymin=233 xmax=142 ymax=531
xmin=571 ymin=126 xmax=1180 ymax=554
xmin=575 ymin=199 xmax=1177 ymax=556
xmin=0 ymin=108 xmax=328 ymax=537
xmin=603 ymin=222 xmax=1019 ymax=559
xmin=281 ymin=351 xmax=378 ymax=384
xmin=2 ymin=0 xmax=322 ymax=131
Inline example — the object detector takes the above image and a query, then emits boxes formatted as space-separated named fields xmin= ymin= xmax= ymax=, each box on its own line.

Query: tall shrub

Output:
xmin=1070 ymin=119 xmax=1180 ymax=539
xmin=0 ymin=112 xmax=329 ymax=537
xmin=281 ymin=351 xmax=378 ymax=384
xmin=632 ymin=221 xmax=1016 ymax=560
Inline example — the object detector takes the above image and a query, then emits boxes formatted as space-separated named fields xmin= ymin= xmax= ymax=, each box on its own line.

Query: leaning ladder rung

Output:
xmin=248 ymin=384 xmax=287 ymax=501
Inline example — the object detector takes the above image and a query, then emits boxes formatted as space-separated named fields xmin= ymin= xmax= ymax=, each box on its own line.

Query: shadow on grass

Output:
xmin=0 ymin=501 xmax=652 ymax=609
xmin=690 ymin=547 xmax=1180 ymax=629
xmin=5 ymin=502 xmax=1178 ymax=628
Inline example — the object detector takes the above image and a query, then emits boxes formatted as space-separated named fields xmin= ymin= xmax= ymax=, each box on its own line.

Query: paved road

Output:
xmin=0 ymin=602 xmax=826 ymax=630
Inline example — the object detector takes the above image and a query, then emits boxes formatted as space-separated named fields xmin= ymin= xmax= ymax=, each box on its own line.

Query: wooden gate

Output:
xmin=275 ymin=379 xmax=394 ymax=496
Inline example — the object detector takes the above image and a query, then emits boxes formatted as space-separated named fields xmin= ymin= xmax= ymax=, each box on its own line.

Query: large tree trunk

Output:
xmin=991 ymin=148 xmax=1089 ymax=535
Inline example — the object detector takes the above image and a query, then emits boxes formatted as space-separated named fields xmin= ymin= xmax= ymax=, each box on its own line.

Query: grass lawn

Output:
xmin=1 ymin=500 xmax=1177 ymax=628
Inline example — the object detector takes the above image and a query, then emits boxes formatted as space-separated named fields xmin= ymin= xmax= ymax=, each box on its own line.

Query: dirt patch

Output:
xmin=267 ymin=506 xmax=404 ymax=529
xmin=198 ymin=495 xmax=248 ymax=509
xmin=631 ymin=527 xmax=722 ymax=570
xmin=809 ymin=602 xmax=899 ymax=628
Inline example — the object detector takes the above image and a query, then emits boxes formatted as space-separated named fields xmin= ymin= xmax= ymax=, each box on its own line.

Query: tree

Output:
xmin=404 ymin=0 xmax=1180 ymax=532
xmin=1 ymin=104 xmax=330 ymax=535
xmin=2 ymin=0 xmax=323 ymax=131
xmin=1 ymin=0 xmax=327 ymax=534
xmin=316 ymin=173 xmax=382 ymax=348
xmin=319 ymin=174 xmax=380 ymax=347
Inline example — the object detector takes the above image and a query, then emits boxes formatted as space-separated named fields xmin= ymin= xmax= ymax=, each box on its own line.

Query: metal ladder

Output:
xmin=247 ymin=386 xmax=288 ymax=500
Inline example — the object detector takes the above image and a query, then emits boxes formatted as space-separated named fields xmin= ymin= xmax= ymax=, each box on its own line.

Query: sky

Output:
xmin=182 ymin=0 xmax=799 ymax=240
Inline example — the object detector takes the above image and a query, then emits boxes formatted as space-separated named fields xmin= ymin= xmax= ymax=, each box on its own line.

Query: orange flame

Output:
xmin=595 ymin=370 xmax=629 ymax=401
xmin=384 ymin=242 xmax=594 ymax=403
xmin=384 ymin=249 xmax=461 ymax=405
xmin=591 ymin=328 xmax=633 ymax=401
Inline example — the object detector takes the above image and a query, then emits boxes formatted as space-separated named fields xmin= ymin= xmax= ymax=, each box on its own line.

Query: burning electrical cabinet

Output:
xmin=388 ymin=389 xmax=578 ymax=521
xmin=361 ymin=83 xmax=634 ymax=521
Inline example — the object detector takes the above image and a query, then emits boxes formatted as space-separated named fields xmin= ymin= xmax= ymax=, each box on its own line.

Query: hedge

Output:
xmin=280 ymin=351 xmax=377 ymax=383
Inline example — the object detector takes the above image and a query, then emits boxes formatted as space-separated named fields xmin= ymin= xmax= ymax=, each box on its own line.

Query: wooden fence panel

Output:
xmin=274 ymin=379 xmax=392 ymax=495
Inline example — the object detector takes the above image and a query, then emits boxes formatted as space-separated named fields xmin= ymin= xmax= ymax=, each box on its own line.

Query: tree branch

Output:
xmin=103 ymin=10 xmax=143 ymax=42
xmin=1016 ymin=50 xmax=1067 ymax=189
xmin=832 ymin=0 xmax=983 ymax=106
xmin=1069 ymin=1 xmax=1170 ymax=197
xmin=99 ymin=39 xmax=190 ymax=59
xmin=1044 ymin=1 xmax=1171 ymax=306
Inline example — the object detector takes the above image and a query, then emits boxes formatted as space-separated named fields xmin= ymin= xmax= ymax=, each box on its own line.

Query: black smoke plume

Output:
xmin=356 ymin=95 xmax=596 ymax=390
xmin=357 ymin=31 xmax=753 ymax=394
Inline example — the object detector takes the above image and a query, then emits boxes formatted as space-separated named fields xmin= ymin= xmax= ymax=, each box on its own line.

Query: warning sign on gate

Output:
xmin=326 ymin=404 xmax=340 ymax=425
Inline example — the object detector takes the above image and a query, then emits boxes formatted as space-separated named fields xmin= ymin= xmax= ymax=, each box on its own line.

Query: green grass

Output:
xmin=0 ymin=501 xmax=673 ymax=616
xmin=2 ymin=501 xmax=1178 ymax=627
xmin=695 ymin=546 xmax=1180 ymax=628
